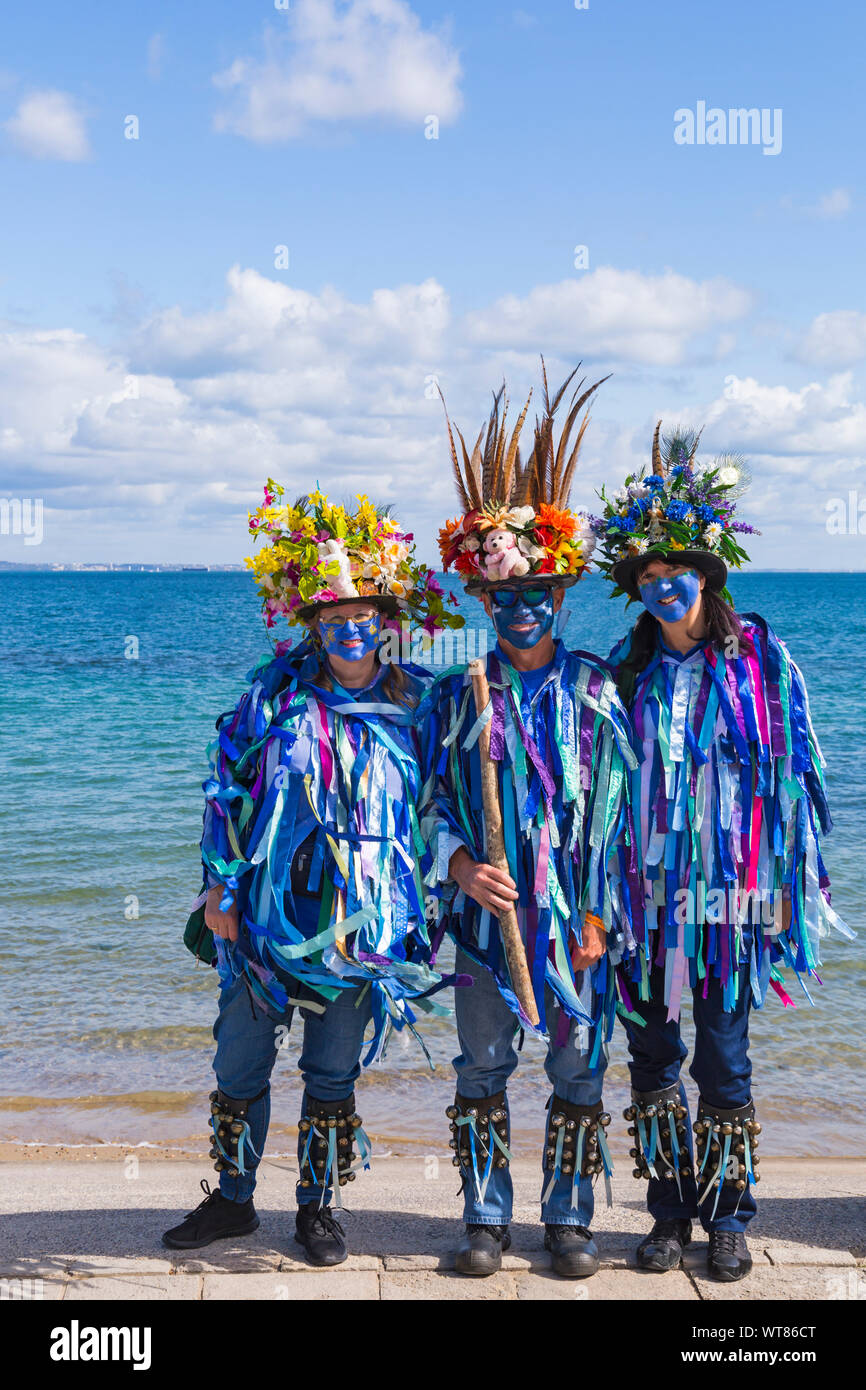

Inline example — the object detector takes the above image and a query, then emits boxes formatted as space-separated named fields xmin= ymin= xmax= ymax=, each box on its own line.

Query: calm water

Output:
xmin=0 ymin=571 xmax=863 ymax=1158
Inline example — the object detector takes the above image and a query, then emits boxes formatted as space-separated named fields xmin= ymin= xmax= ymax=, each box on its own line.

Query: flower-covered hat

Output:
xmin=246 ymin=482 xmax=463 ymax=633
xmin=437 ymin=363 xmax=609 ymax=594
xmin=595 ymin=423 xmax=758 ymax=601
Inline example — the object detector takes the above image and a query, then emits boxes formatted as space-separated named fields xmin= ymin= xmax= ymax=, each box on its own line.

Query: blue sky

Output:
xmin=1 ymin=0 xmax=864 ymax=568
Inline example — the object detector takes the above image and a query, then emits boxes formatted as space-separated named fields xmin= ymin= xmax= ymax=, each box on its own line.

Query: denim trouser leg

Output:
xmin=541 ymin=1003 xmax=607 ymax=1228
xmin=690 ymin=968 xmax=756 ymax=1233
xmin=452 ymin=947 xmax=520 ymax=1225
xmin=622 ymin=945 xmax=756 ymax=1234
xmin=296 ymin=983 xmax=374 ymax=1208
xmin=212 ymin=976 xmax=289 ymax=1203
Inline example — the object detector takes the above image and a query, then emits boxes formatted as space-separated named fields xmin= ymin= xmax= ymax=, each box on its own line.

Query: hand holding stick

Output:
xmin=468 ymin=660 xmax=540 ymax=1027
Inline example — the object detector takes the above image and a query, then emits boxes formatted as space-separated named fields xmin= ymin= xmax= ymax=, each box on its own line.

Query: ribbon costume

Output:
xmin=164 ymin=487 xmax=463 ymax=1265
xmin=596 ymin=424 xmax=852 ymax=1281
xmin=418 ymin=365 xmax=640 ymax=1280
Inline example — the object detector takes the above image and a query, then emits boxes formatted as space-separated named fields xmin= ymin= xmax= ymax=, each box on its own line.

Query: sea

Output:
xmin=0 ymin=570 xmax=862 ymax=1159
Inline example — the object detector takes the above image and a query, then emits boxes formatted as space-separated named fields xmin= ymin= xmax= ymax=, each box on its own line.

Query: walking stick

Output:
xmin=468 ymin=659 xmax=541 ymax=1027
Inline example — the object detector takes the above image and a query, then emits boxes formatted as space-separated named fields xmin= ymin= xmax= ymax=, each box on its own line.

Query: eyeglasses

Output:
xmin=491 ymin=587 xmax=550 ymax=609
xmin=320 ymin=608 xmax=378 ymax=625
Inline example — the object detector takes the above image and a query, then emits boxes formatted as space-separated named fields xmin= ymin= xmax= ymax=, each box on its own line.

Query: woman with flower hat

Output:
xmin=163 ymin=486 xmax=462 ymax=1266
xmin=596 ymin=425 xmax=852 ymax=1282
xmin=419 ymin=367 xmax=641 ymax=1280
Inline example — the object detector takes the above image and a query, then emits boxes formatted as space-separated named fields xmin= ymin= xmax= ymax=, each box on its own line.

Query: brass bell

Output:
xmin=347 ymin=1172 xmax=356 ymax=1182
xmin=351 ymin=1116 xmax=363 ymax=1129
xmin=299 ymin=1118 xmax=311 ymax=1132
xmin=562 ymin=1163 xmax=574 ymax=1175
xmin=566 ymin=1119 xmax=576 ymax=1131
xmin=551 ymin=1113 xmax=565 ymax=1128
xmin=722 ymin=1122 xmax=733 ymax=1136
xmin=629 ymin=1147 xmax=638 ymax=1159
xmin=495 ymin=1156 xmax=507 ymax=1168
xmin=230 ymin=1121 xmax=244 ymax=1136
xmin=623 ymin=1106 xmax=635 ymax=1121
xmin=599 ymin=1112 xmax=611 ymax=1127
xmin=445 ymin=1105 xmax=458 ymax=1119
xmin=452 ymin=1156 xmax=460 ymax=1167
xmin=466 ymin=1107 xmax=478 ymax=1119
xmin=300 ymin=1179 xmax=311 ymax=1188
xmin=645 ymin=1104 xmax=657 ymax=1118
xmin=627 ymin=1126 xmax=636 ymax=1137
xmin=579 ymin=1115 xmax=591 ymax=1128
xmin=339 ymin=1177 xmax=347 ymax=1187
xmin=632 ymin=1168 xmax=642 ymax=1179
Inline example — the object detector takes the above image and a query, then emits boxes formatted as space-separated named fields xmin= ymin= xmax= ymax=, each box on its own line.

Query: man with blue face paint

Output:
xmin=419 ymin=367 xmax=641 ymax=1280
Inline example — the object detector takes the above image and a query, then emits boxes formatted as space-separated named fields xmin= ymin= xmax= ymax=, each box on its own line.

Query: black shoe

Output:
xmin=294 ymin=1203 xmax=348 ymax=1267
xmin=543 ymin=1224 xmax=599 ymax=1279
xmin=708 ymin=1230 xmax=752 ymax=1282
xmin=162 ymin=1179 xmax=259 ymax=1249
xmin=636 ymin=1217 xmax=693 ymax=1272
xmin=454 ymin=1224 xmax=511 ymax=1277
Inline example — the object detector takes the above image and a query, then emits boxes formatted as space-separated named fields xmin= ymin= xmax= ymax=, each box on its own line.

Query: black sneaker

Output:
xmin=708 ymin=1229 xmax=752 ymax=1282
xmin=162 ymin=1179 xmax=259 ymax=1249
xmin=454 ymin=1224 xmax=511 ymax=1277
xmin=295 ymin=1203 xmax=348 ymax=1267
xmin=544 ymin=1224 xmax=599 ymax=1278
xmin=636 ymin=1217 xmax=693 ymax=1272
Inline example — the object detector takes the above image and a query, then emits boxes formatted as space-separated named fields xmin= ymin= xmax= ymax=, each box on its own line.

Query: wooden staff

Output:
xmin=468 ymin=659 xmax=540 ymax=1027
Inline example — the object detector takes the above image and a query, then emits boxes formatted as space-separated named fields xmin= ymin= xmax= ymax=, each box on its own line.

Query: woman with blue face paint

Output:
xmin=419 ymin=367 xmax=641 ymax=1281
xmin=164 ymin=489 xmax=463 ymax=1266
xmin=596 ymin=425 xmax=851 ymax=1284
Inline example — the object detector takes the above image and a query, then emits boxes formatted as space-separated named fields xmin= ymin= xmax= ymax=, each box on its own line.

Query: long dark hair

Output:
xmin=615 ymin=585 xmax=750 ymax=704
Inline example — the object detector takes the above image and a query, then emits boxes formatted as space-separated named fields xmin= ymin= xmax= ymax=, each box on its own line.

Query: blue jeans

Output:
xmin=621 ymin=939 xmax=756 ymax=1233
xmin=212 ymin=964 xmax=372 ymax=1208
xmin=453 ymin=946 xmax=606 ymax=1229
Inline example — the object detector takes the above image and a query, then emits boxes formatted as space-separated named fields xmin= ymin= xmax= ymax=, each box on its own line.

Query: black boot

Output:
xmin=544 ymin=1225 xmax=599 ymax=1278
xmin=454 ymin=1224 xmax=511 ymax=1277
xmin=636 ymin=1217 xmax=693 ymax=1272
xmin=295 ymin=1203 xmax=348 ymax=1267
xmin=162 ymin=1179 xmax=259 ymax=1249
xmin=708 ymin=1230 xmax=752 ymax=1282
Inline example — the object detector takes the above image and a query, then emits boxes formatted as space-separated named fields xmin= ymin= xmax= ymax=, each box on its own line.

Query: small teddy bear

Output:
xmin=316 ymin=538 xmax=357 ymax=597
xmin=482 ymin=527 xmax=530 ymax=581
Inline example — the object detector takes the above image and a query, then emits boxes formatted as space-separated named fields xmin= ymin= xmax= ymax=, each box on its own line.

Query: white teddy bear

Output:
xmin=316 ymin=538 xmax=357 ymax=598
xmin=482 ymin=527 xmax=530 ymax=581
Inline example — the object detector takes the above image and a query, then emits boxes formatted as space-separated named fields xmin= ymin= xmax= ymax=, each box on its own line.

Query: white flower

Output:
xmin=628 ymin=481 xmax=650 ymax=500
xmin=517 ymin=535 xmax=545 ymax=559
xmin=613 ymin=486 xmax=630 ymax=505
xmin=717 ymin=465 xmax=739 ymax=487
xmin=507 ymin=505 xmax=536 ymax=527
xmin=704 ymin=523 xmax=723 ymax=545
xmin=627 ymin=537 xmax=649 ymax=556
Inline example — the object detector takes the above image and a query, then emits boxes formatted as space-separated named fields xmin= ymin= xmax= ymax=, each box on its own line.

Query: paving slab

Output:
xmin=515 ymin=1268 xmax=698 ymax=1300
xmin=689 ymin=1267 xmax=852 ymax=1301
xmin=63 ymin=1275 xmax=202 ymax=1301
xmin=381 ymin=1270 xmax=519 ymax=1300
xmin=203 ymin=1271 xmax=380 ymax=1300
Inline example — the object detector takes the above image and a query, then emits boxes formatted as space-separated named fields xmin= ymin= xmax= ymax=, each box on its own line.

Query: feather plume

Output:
xmin=651 ymin=420 xmax=664 ymax=476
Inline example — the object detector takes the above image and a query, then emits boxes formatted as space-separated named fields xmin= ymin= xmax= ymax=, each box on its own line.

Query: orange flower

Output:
xmin=536 ymin=503 xmax=577 ymax=540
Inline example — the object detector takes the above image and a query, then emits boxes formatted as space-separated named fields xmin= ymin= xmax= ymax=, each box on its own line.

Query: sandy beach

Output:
xmin=2 ymin=1146 xmax=863 ymax=1302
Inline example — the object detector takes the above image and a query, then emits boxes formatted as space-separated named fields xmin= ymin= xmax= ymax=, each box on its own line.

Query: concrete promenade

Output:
xmin=1 ymin=1151 xmax=863 ymax=1301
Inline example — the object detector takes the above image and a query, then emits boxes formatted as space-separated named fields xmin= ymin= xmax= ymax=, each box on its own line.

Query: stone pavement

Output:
xmin=1 ymin=1155 xmax=863 ymax=1301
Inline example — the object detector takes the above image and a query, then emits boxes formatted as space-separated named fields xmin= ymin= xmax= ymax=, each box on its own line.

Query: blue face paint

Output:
xmin=639 ymin=568 xmax=701 ymax=623
xmin=491 ymin=591 xmax=555 ymax=650
xmin=318 ymin=611 xmax=382 ymax=661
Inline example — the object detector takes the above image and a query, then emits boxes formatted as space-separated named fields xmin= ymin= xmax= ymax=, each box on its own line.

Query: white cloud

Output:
xmin=780 ymin=187 xmax=852 ymax=221
xmin=3 ymin=271 xmax=865 ymax=569
xmin=146 ymin=33 xmax=166 ymax=82
xmin=3 ymin=89 xmax=91 ymax=161
xmin=212 ymin=0 xmax=462 ymax=141
xmin=464 ymin=268 xmax=753 ymax=366
xmin=794 ymin=310 xmax=866 ymax=368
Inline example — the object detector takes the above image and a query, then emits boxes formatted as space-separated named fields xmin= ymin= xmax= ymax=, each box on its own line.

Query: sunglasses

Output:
xmin=491 ymin=587 xmax=550 ymax=609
